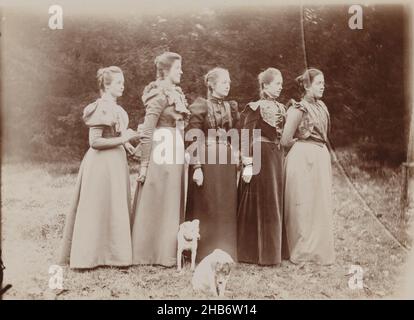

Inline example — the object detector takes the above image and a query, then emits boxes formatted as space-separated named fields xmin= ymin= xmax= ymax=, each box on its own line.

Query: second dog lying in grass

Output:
xmin=177 ymin=219 xmax=200 ymax=272
xmin=192 ymin=249 xmax=234 ymax=297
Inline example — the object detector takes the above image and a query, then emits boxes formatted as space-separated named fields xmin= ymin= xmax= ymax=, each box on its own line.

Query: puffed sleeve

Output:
xmin=240 ymin=102 xmax=261 ymax=164
xmin=186 ymin=97 xmax=207 ymax=132
xmin=83 ymin=99 xmax=116 ymax=128
xmin=136 ymin=92 xmax=168 ymax=167
xmin=289 ymin=99 xmax=308 ymax=113
xmin=82 ymin=100 xmax=127 ymax=150
xmin=229 ymin=100 xmax=240 ymax=129
xmin=185 ymin=97 xmax=208 ymax=169
xmin=280 ymin=101 xmax=305 ymax=148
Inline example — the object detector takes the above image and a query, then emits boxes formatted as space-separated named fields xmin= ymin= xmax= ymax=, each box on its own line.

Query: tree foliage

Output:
xmin=2 ymin=4 xmax=408 ymax=165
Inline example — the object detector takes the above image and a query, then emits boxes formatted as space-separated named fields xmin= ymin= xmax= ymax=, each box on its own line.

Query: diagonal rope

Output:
xmin=299 ymin=4 xmax=309 ymax=71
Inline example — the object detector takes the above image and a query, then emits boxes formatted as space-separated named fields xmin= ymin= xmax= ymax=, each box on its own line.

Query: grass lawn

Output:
xmin=1 ymin=152 xmax=411 ymax=299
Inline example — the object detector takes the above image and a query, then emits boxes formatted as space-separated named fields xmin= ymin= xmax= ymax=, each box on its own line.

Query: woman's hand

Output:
xmin=122 ymin=129 xmax=140 ymax=144
xmin=284 ymin=138 xmax=298 ymax=148
xmin=242 ymin=165 xmax=253 ymax=183
xmin=184 ymin=152 xmax=191 ymax=165
xmin=137 ymin=166 xmax=148 ymax=184
xmin=193 ymin=168 xmax=203 ymax=186
xmin=123 ymin=142 xmax=135 ymax=155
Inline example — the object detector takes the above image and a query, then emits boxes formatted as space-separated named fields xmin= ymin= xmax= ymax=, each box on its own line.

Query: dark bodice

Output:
xmin=240 ymin=98 xmax=286 ymax=159
xmin=241 ymin=99 xmax=286 ymax=140
xmin=186 ymin=97 xmax=239 ymax=134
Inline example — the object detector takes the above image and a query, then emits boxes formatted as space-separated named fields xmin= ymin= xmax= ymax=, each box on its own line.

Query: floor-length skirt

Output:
xmin=186 ymin=142 xmax=238 ymax=262
xmin=60 ymin=146 xmax=133 ymax=269
xmin=284 ymin=141 xmax=335 ymax=265
xmin=131 ymin=127 xmax=186 ymax=267
xmin=237 ymin=141 xmax=284 ymax=265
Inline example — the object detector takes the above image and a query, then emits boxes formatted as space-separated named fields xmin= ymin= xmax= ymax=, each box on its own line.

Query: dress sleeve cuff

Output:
xmin=193 ymin=162 xmax=202 ymax=170
xmin=140 ymin=161 xmax=149 ymax=168
xmin=242 ymin=156 xmax=253 ymax=166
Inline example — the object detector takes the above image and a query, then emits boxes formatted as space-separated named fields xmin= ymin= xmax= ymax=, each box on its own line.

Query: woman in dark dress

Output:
xmin=185 ymin=67 xmax=240 ymax=262
xmin=237 ymin=68 xmax=286 ymax=266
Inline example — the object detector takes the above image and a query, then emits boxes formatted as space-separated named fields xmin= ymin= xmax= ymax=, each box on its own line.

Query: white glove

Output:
xmin=193 ymin=168 xmax=204 ymax=186
xmin=137 ymin=166 xmax=148 ymax=184
xmin=242 ymin=165 xmax=253 ymax=183
xmin=184 ymin=152 xmax=191 ymax=165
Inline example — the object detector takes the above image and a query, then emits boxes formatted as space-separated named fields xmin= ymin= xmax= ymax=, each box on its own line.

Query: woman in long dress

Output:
xmin=185 ymin=67 xmax=239 ymax=262
xmin=281 ymin=68 xmax=335 ymax=265
xmin=60 ymin=66 xmax=139 ymax=269
xmin=131 ymin=52 xmax=190 ymax=267
xmin=237 ymin=68 xmax=286 ymax=266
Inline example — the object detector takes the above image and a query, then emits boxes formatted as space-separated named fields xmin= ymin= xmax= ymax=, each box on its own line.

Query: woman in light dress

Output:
xmin=281 ymin=68 xmax=335 ymax=265
xmin=60 ymin=66 xmax=139 ymax=269
xmin=131 ymin=52 xmax=190 ymax=267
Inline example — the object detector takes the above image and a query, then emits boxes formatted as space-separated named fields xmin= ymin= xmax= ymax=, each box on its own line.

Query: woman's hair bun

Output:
xmin=96 ymin=66 xmax=123 ymax=93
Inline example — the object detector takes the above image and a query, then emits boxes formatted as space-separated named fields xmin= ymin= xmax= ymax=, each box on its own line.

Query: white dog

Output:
xmin=192 ymin=249 xmax=234 ymax=297
xmin=177 ymin=219 xmax=200 ymax=272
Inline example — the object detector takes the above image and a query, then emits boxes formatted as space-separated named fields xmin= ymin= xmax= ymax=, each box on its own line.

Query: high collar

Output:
xmin=208 ymin=95 xmax=225 ymax=105
xmin=157 ymin=79 xmax=176 ymax=91
xmin=100 ymin=92 xmax=117 ymax=103
xmin=303 ymin=94 xmax=317 ymax=104
xmin=261 ymin=90 xmax=279 ymax=102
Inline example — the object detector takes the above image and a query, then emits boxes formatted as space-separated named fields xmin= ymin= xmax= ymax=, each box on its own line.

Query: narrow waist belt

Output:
xmin=297 ymin=139 xmax=326 ymax=148
xmin=206 ymin=139 xmax=230 ymax=146
xmin=155 ymin=125 xmax=180 ymax=129
xmin=253 ymin=136 xmax=280 ymax=144
xmin=205 ymin=136 xmax=280 ymax=146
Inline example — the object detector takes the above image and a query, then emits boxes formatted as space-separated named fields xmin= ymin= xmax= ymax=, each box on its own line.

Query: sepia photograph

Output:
xmin=1 ymin=0 xmax=414 ymax=304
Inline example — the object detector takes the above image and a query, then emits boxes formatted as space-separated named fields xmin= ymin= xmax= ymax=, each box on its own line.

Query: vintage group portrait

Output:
xmin=0 ymin=0 xmax=413 ymax=301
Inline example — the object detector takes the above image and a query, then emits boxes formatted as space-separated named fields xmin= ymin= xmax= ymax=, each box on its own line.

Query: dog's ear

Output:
xmin=181 ymin=221 xmax=191 ymax=230
xmin=223 ymin=253 xmax=234 ymax=264
xmin=210 ymin=260 xmax=219 ymax=271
